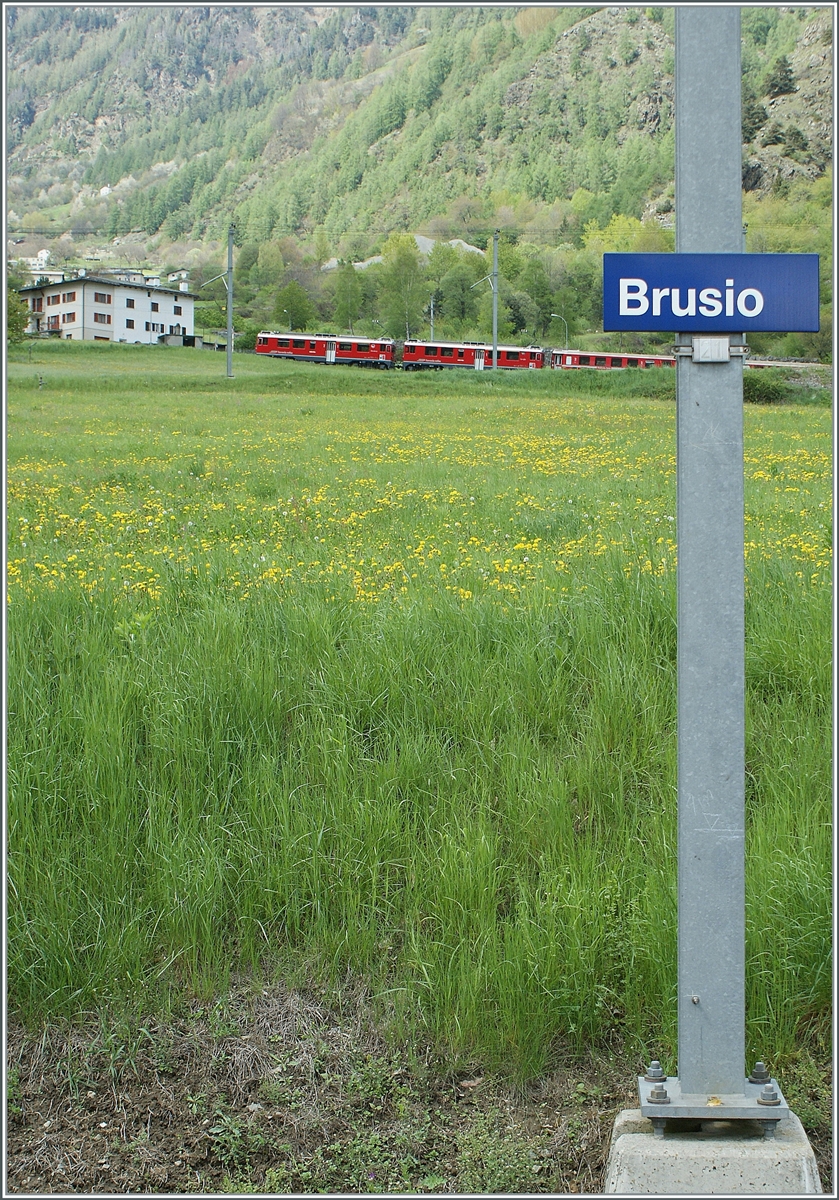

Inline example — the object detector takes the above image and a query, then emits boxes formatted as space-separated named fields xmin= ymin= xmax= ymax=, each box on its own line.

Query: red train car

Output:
xmin=549 ymin=349 xmax=676 ymax=370
xmin=255 ymin=332 xmax=395 ymax=368
xmin=402 ymin=340 xmax=545 ymax=370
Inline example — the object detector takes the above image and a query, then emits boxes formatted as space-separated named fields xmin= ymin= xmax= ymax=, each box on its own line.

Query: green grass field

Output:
xmin=7 ymin=341 xmax=831 ymax=1079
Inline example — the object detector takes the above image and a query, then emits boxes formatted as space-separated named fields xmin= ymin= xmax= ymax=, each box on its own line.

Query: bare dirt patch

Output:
xmin=7 ymin=977 xmax=831 ymax=1194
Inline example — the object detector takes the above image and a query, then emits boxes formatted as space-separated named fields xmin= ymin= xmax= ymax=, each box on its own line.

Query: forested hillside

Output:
xmin=6 ymin=5 xmax=832 ymax=357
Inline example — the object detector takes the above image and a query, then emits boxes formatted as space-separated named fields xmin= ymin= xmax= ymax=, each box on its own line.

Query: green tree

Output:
xmin=334 ymin=260 xmax=362 ymax=332
xmin=197 ymin=300 xmax=227 ymax=332
xmin=439 ymin=260 xmax=480 ymax=324
xmin=476 ymin=283 xmax=514 ymax=342
xmin=553 ymin=251 xmax=602 ymax=331
xmin=7 ymin=286 xmax=30 ymax=343
xmin=517 ymin=258 xmax=553 ymax=333
xmin=234 ymin=242 xmax=260 ymax=284
xmin=741 ymin=82 xmax=768 ymax=143
xmin=426 ymin=241 xmax=460 ymax=288
xmin=379 ymin=232 xmax=426 ymax=339
xmin=273 ymin=280 xmax=315 ymax=331
xmin=764 ymin=55 xmax=796 ymax=98
xmin=497 ymin=236 xmax=525 ymax=282
xmin=507 ymin=289 xmax=541 ymax=338
xmin=782 ymin=126 xmax=808 ymax=156
xmin=251 ymin=242 xmax=285 ymax=290
xmin=313 ymin=226 xmax=330 ymax=268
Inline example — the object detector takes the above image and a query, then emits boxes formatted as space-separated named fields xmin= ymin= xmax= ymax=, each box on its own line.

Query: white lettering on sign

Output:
xmin=619 ymin=279 xmax=649 ymax=314
xmin=736 ymin=288 xmax=764 ymax=316
xmin=618 ymin=278 xmax=765 ymax=320
xmin=671 ymin=288 xmax=696 ymax=317
xmin=698 ymin=288 xmax=723 ymax=317
xmin=653 ymin=287 xmax=670 ymax=316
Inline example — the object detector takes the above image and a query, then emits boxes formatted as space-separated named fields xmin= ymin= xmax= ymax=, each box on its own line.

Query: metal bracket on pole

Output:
xmin=673 ymin=339 xmax=750 ymax=362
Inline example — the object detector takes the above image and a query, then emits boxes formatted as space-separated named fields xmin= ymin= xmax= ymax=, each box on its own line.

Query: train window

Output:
xmin=506 ymin=351 xmax=519 ymax=360
xmin=292 ymin=339 xmax=306 ymax=348
xmin=627 ymin=359 xmax=639 ymax=367
xmin=580 ymin=355 xmax=591 ymax=365
xmin=277 ymin=339 xmax=290 ymax=348
xmin=441 ymin=347 xmax=454 ymax=357
xmin=529 ymin=351 xmax=537 ymax=360
xmin=425 ymin=346 xmax=438 ymax=355
xmin=257 ymin=337 xmax=267 ymax=346
xmin=645 ymin=360 xmax=656 ymax=367
xmin=338 ymin=342 xmax=352 ymax=351
xmin=595 ymin=357 xmax=607 ymax=367
xmin=356 ymin=343 xmax=369 ymax=352
xmin=457 ymin=349 xmax=464 ymax=358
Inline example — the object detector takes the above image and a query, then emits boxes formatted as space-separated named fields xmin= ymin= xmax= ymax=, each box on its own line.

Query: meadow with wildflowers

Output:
xmin=7 ymin=341 xmax=831 ymax=1078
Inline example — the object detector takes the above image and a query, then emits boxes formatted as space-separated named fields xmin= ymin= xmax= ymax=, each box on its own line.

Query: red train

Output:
xmin=255 ymin=331 xmax=395 ymax=367
xmin=403 ymin=339 xmax=545 ymax=370
xmin=256 ymin=333 xmax=788 ymax=372
xmin=550 ymin=349 xmax=675 ymax=369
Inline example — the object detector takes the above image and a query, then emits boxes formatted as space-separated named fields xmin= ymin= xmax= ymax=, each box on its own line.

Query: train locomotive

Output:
xmin=255 ymin=331 xmax=396 ymax=367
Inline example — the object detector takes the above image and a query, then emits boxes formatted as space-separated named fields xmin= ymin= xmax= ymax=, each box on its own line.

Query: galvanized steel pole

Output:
xmin=226 ymin=225 xmax=234 ymax=379
xmin=492 ymin=230 xmax=499 ymax=369
xmin=675 ymin=5 xmax=744 ymax=1098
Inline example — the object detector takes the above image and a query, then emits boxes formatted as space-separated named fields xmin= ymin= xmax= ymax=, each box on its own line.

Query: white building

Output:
xmin=19 ymin=270 xmax=199 ymax=344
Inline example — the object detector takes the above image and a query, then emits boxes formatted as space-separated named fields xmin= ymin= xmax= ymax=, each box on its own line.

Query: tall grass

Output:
xmin=7 ymin=343 xmax=831 ymax=1076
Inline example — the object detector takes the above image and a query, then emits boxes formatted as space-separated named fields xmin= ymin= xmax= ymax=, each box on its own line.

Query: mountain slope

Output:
xmin=6 ymin=5 xmax=832 ymax=255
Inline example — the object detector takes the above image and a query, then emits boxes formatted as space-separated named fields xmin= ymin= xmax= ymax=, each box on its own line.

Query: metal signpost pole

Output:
xmin=628 ymin=3 xmax=794 ymax=1134
xmin=599 ymin=10 xmax=822 ymax=1184
xmin=674 ymin=4 xmax=745 ymax=1104
xmin=226 ymin=225 xmax=234 ymax=379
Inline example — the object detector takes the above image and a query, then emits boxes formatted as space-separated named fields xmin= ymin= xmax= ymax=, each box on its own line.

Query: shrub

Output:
xmin=743 ymin=368 xmax=792 ymax=405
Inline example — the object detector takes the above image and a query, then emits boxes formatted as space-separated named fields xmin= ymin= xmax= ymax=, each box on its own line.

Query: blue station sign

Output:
xmin=603 ymin=252 xmax=820 ymax=332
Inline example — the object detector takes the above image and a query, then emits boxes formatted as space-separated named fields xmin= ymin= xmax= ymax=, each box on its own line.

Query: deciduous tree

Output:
xmin=334 ymin=260 xmax=362 ymax=332
xmin=273 ymin=280 xmax=315 ymax=331
xmin=7 ymin=287 xmax=29 ymax=343
xmin=379 ymin=233 xmax=426 ymax=339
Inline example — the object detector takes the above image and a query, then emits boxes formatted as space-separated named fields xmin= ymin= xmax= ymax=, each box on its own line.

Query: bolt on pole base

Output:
xmin=638 ymin=1073 xmax=789 ymax=1136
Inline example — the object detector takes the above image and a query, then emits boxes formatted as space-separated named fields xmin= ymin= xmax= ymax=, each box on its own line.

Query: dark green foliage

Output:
xmin=741 ymin=83 xmax=768 ymax=143
xmin=761 ymin=122 xmax=785 ymax=147
xmin=763 ymin=55 xmax=796 ymax=98
xmin=782 ymin=126 xmax=808 ymax=156
xmin=743 ymin=369 xmax=793 ymax=405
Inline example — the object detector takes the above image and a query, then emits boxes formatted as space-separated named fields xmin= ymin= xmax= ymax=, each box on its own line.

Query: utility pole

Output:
xmin=492 ymin=230 xmax=499 ymax=370
xmin=430 ymin=293 xmax=435 ymax=340
xmin=226 ymin=225 xmax=234 ymax=379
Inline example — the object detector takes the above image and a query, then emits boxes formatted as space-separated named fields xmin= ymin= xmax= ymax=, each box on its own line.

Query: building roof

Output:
xmin=18 ymin=274 xmax=200 ymax=299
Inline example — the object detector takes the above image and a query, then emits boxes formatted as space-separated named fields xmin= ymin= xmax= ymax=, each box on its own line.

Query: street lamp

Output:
xmin=282 ymin=308 xmax=291 ymax=332
xmin=551 ymin=313 xmax=568 ymax=349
